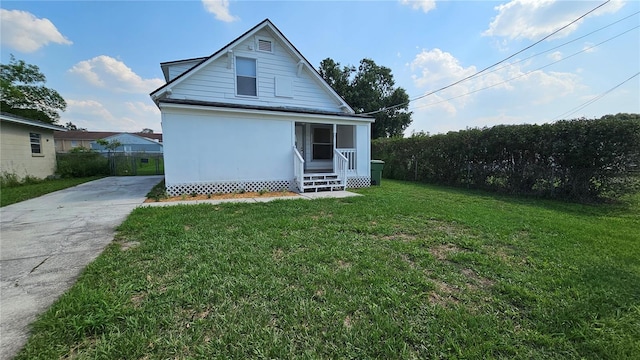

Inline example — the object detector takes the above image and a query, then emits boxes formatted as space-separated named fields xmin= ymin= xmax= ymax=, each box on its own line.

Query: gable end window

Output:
xmin=257 ymin=39 xmax=273 ymax=53
xmin=30 ymin=133 xmax=42 ymax=155
xmin=236 ymin=57 xmax=257 ymax=96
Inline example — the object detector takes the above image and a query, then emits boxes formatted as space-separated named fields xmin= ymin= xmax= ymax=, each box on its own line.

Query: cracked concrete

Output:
xmin=0 ymin=176 xmax=162 ymax=359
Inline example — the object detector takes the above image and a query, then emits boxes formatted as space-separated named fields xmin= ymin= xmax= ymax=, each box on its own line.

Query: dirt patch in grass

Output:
xmin=130 ymin=293 xmax=145 ymax=308
xmin=429 ymin=279 xmax=461 ymax=306
xmin=272 ymin=248 xmax=284 ymax=261
xmin=117 ymin=240 xmax=140 ymax=251
xmin=145 ymin=191 xmax=298 ymax=203
xmin=461 ymin=268 xmax=495 ymax=289
xmin=429 ymin=243 xmax=465 ymax=261
xmin=426 ymin=219 xmax=473 ymax=238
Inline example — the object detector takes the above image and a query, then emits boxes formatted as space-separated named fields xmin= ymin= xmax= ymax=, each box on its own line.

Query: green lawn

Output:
xmin=17 ymin=180 xmax=640 ymax=359
xmin=0 ymin=176 xmax=102 ymax=207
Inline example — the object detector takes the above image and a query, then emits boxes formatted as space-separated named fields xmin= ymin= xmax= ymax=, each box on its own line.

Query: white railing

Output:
xmin=334 ymin=148 xmax=348 ymax=189
xmin=338 ymin=148 xmax=356 ymax=173
xmin=293 ymin=146 xmax=305 ymax=192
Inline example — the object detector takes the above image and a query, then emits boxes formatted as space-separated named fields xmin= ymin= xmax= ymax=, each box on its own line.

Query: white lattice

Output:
xmin=347 ymin=176 xmax=371 ymax=189
xmin=166 ymin=180 xmax=294 ymax=196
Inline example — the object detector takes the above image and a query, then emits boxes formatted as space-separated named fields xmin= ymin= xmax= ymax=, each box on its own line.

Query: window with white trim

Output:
xmin=236 ymin=57 xmax=257 ymax=96
xmin=30 ymin=133 xmax=42 ymax=154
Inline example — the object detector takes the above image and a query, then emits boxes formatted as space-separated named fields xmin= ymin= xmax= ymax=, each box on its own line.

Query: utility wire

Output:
xmin=470 ymin=10 xmax=640 ymax=80
xmin=362 ymin=0 xmax=613 ymax=115
xmin=551 ymin=72 xmax=640 ymax=121
xmin=408 ymin=25 xmax=639 ymax=111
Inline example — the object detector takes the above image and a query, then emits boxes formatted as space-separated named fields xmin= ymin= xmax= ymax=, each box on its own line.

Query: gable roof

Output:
xmin=99 ymin=132 xmax=164 ymax=146
xmin=0 ymin=112 xmax=67 ymax=131
xmin=54 ymin=130 xmax=163 ymax=142
xmin=149 ymin=19 xmax=355 ymax=114
xmin=160 ymin=56 xmax=207 ymax=82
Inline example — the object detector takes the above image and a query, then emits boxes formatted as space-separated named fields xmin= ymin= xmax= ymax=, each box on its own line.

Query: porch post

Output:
xmin=333 ymin=123 xmax=337 ymax=172
xmin=333 ymin=123 xmax=337 ymax=150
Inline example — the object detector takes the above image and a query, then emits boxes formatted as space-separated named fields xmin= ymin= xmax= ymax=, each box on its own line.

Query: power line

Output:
xmin=362 ymin=0 xmax=613 ymax=116
xmin=551 ymin=72 xmax=640 ymax=121
xmin=470 ymin=10 xmax=640 ymax=81
xmin=408 ymin=25 xmax=639 ymax=111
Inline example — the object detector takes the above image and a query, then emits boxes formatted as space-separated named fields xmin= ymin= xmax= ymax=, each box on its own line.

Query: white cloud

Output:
xmin=0 ymin=9 xmax=72 ymax=52
xmin=548 ymin=51 xmax=563 ymax=61
xmin=68 ymin=56 xmax=164 ymax=94
xmin=125 ymin=101 xmax=160 ymax=117
xmin=202 ymin=0 xmax=239 ymax=22
xmin=582 ymin=42 xmax=597 ymax=53
xmin=409 ymin=48 xmax=511 ymax=109
xmin=400 ymin=0 xmax=436 ymax=13
xmin=483 ymin=0 xmax=626 ymax=40
xmin=406 ymin=48 xmax=582 ymax=133
xmin=64 ymin=98 xmax=160 ymax=132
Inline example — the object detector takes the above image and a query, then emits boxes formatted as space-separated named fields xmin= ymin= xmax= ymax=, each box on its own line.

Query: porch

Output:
xmin=293 ymin=122 xmax=359 ymax=192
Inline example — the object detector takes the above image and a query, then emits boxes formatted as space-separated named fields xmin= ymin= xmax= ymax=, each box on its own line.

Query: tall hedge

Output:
xmin=372 ymin=114 xmax=640 ymax=201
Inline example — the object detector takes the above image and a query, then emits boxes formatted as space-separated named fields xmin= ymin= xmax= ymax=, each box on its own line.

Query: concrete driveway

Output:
xmin=0 ymin=176 xmax=162 ymax=359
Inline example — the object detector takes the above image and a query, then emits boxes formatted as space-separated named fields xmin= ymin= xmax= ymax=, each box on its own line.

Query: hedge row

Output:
xmin=56 ymin=152 xmax=110 ymax=178
xmin=372 ymin=114 xmax=640 ymax=201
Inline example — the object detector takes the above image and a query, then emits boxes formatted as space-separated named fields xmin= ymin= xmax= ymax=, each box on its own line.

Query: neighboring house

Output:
xmin=54 ymin=131 xmax=163 ymax=153
xmin=90 ymin=133 xmax=163 ymax=154
xmin=0 ymin=112 xmax=67 ymax=180
xmin=150 ymin=19 xmax=374 ymax=195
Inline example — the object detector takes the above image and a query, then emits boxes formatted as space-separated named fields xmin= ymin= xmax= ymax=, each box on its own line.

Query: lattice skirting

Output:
xmin=347 ymin=176 xmax=371 ymax=189
xmin=166 ymin=179 xmax=294 ymax=196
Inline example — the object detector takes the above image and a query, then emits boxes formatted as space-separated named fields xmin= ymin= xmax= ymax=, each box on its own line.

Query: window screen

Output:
xmin=30 ymin=133 xmax=41 ymax=154
xmin=236 ymin=57 xmax=257 ymax=96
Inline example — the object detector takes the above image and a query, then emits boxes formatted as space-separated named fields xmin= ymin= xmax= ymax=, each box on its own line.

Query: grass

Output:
xmin=0 ymin=176 xmax=102 ymax=207
xmin=16 ymin=180 xmax=640 ymax=359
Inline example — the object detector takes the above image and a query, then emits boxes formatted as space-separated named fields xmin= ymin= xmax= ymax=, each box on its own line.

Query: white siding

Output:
xmin=355 ymin=124 xmax=371 ymax=177
xmin=162 ymin=107 xmax=293 ymax=186
xmin=168 ymin=29 xmax=343 ymax=113
xmin=166 ymin=60 xmax=202 ymax=82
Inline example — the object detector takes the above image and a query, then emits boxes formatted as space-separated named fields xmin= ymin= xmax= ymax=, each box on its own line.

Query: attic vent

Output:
xmin=258 ymin=39 xmax=272 ymax=52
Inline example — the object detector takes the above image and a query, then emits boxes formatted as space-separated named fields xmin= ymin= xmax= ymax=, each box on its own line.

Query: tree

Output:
xmin=64 ymin=121 xmax=86 ymax=131
xmin=319 ymin=58 xmax=412 ymax=138
xmin=0 ymin=55 xmax=66 ymax=124
xmin=140 ymin=128 xmax=154 ymax=134
xmin=96 ymin=139 xmax=122 ymax=152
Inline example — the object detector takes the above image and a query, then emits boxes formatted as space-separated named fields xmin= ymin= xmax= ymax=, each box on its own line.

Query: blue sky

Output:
xmin=1 ymin=0 xmax=638 ymax=134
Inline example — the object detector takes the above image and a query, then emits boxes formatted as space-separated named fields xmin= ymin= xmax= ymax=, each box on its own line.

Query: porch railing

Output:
xmin=338 ymin=148 xmax=356 ymax=173
xmin=293 ymin=146 xmax=305 ymax=191
xmin=334 ymin=148 xmax=348 ymax=188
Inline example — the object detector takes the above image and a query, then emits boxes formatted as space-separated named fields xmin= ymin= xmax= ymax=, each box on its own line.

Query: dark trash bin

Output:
xmin=371 ymin=160 xmax=385 ymax=186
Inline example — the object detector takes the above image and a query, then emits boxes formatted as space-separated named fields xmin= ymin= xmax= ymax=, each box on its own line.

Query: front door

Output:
xmin=308 ymin=125 xmax=333 ymax=172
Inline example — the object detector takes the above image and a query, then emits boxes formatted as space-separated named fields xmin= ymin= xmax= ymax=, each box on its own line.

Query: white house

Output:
xmin=150 ymin=19 xmax=374 ymax=196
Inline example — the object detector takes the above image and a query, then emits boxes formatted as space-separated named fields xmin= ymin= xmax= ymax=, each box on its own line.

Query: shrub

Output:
xmin=56 ymin=152 xmax=109 ymax=178
xmin=0 ymin=172 xmax=21 ymax=187
xmin=373 ymin=114 xmax=640 ymax=201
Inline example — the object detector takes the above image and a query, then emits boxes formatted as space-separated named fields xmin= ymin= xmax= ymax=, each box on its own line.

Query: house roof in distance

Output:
xmin=53 ymin=130 xmax=163 ymax=142
xmin=0 ymin=112 xmax=68 ymax=131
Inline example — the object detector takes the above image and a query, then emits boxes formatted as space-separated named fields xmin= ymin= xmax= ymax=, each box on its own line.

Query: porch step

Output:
xmin=301 ymin=173 xmax=345 ymax=192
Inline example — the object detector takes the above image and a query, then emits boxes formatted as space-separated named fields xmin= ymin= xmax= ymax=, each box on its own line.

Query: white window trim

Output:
xmin=256 ymin=36 xmax=274 ymax=53
xmin=30 ymin=132 xmax=43 ymax=156
xmin=235 ymin=56 xmax=258 ymax=98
